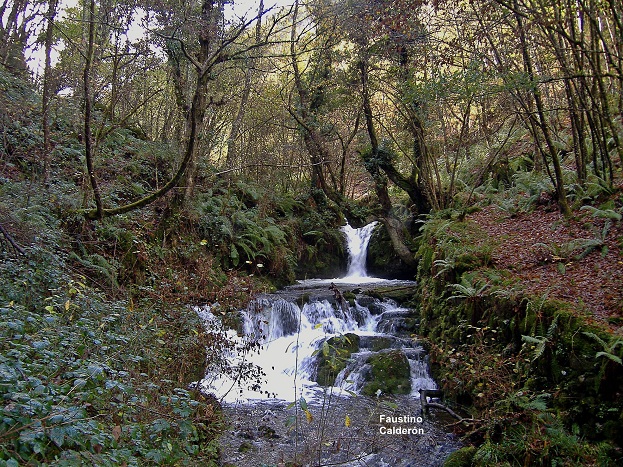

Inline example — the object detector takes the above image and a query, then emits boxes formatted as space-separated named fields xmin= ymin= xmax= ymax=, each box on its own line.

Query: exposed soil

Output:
xmin=468 ymin=203 xmax=623 ymax=333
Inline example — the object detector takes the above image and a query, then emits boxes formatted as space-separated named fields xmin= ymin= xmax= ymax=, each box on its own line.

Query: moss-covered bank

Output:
xmin=414 ymin=214 xmax=623 ymax=465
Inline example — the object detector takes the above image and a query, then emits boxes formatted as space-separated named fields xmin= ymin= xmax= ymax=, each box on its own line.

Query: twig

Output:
xmin=420 ymin=389 xmax=474 ymax=426
xmin=0 ymin=222 xmax=25 ymax=255
xmin=425 ymin=402 xmax=465 ymax=422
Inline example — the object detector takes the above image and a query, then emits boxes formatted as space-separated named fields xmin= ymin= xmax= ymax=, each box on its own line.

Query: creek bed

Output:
xmin=219 ymin=394 xmax=459 ymax=466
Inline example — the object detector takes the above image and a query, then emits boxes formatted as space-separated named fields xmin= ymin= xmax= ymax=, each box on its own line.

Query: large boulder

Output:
xmin=361 ymin=349 xmax=411 ymax=396
xmin=366 ymin=224 xmax=416 ymax=280
xmin=314 ymin=333 xmax=360 ymax=386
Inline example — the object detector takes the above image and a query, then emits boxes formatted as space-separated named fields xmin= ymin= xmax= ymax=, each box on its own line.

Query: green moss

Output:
xmin=343 ymin=291 xmax=356 ymax=306
xmin=361 ymin=350 xmax=411 ymax=396
xmin=443 ymin=446 xmax=477 ymax=467
xmin=315 ymin=333 xmax=360 ymax=386
xmin=367 ymin=284 xmax=419 ymax=303
xmin=370 ymin=337 xmax=393 ymax=351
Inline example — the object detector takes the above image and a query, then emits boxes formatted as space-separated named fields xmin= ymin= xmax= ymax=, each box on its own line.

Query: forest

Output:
xmin=1 ymin=0 xmax=622 ymax=465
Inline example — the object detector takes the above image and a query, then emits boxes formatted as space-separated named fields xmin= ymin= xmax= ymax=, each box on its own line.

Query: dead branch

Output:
xmin=0 ymin=222 xmax=25 ymax=255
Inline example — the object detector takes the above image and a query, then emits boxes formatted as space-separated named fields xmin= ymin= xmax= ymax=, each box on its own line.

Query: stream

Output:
xmin=196 ymin=223 xmax=460 ymax=466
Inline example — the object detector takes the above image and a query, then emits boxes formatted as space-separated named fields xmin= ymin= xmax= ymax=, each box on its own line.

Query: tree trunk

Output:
xmin=513 ymin=0 xmax=571 ymax=216
xmin=42 ymin=0 xmax=58 ymax=184
xmin=83 ymin=0 xmax=104 ymax=219
xmin=359 ymin=53 xmax=416 ymax=268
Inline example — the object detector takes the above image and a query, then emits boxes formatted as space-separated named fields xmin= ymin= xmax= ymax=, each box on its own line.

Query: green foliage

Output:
xmin=69 ymin=252 xmax=120 ymax=289
xmin=313 ymin=333 xmax=360 ymax=386
xmin=0 ymin=295 xmax=221 ymax=466
xmin=471 ymin=410 xmax=610 ymax=466
xmin=503 ymin=391 xmax=551 ymax=412
xmin=507 ymin=171 xmax=554 ymax=212
xmin=447 ymin=275 xmax=490 ymax=301
xmin=417 ymin=212 xmax=494 ymax=284
xmin=443 ymin=446 xmax=477 ymax=467
xmin=0 ymin=214 xmax=224 ymax=465
xmin=193 ymin=182 xmax=294 ymax=278
xmin=580 ymin=204 xmax=622 ymax=221
xmin=582 ymin=331 xmax=623 ymax=392
xmin=361 ymin=350 xmax=411 ymax=396
xmin=582 ymin=332 xmax=623 ymax=366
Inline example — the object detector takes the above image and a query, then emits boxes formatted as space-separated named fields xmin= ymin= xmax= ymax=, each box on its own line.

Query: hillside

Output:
xmin=2 ymin=0 xmax=623 ymax=464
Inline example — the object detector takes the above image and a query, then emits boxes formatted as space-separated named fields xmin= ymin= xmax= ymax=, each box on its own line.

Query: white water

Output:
xmin=342 ymin=222 xmax=377 ymax=279
xmin=197 ymin=298 xmax=436 ymax=403
xmin=197 ymin=223 xmax=436 ymax=404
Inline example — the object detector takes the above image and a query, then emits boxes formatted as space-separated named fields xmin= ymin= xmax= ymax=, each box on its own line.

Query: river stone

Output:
xmin=361 ymin=349 xmax=412 ymax=396
xmin=314 ymin=333 xmax=360 ymax=386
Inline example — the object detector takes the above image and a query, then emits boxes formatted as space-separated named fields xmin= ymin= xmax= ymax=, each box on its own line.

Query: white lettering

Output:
xmin=378 ymin=414 xmax=423 ymax=424
xmin=379 ymin=426 xmax=426 ymax=435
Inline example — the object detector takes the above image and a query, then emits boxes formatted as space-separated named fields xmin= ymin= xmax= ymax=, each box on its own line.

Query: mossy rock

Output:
xmin=367 ymin=284 xmax=419 ymax=304
xmin=343 ymin=291 xmax=356 ymax=306
xmin=367 ymin=223 xmax=416 ymax=280
xmin=361 ymin=349 xmax=411 ymax=396
xmin=371 ymin=336 xmax=393 ymax=351
xmin=443 ymin=446 xmax=476 ymax=467
xmin=315 ymin=333 xmax=360 ymax=386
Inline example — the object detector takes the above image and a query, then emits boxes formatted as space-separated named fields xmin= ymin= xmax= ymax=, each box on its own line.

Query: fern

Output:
xmin=595 ymin=352 xmax=622 ymax=365
xmin=264 ymin=224 xmax=286 ymax=245
xmin=522 ymin=316 xmax=558 ymax=362
xmin=583 ymin=332 xmax=623 ymax=365
xmin=580 ymin=205 xmax=622 ymax=221
xmin=506 ymin=391 xmax=551 ymax=411
xmin=433 ymin=258 xmax=455 ymax=278
xmin=447 ymin=276 xmax=489 ymax=300
xmin=522 ymin=335 xmax=549 ymax=361
xmin=69 ymin=252 xmax=119 ymax=288
xmin=582 ymin=331 xmax=623 ymax=391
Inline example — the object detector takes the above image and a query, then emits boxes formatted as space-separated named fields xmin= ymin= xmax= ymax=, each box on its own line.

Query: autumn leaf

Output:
xmin=112 ymin=425 xmax=122 ymax=441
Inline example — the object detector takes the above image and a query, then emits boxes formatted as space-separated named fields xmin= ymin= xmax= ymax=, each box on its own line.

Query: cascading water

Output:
xmin=198 ymin=294 xmax=437 ymax=403
xmin=197 ymin=222 xmax=458 ymax=466
xmin=342 ymin=221 xmax=377 ymax=279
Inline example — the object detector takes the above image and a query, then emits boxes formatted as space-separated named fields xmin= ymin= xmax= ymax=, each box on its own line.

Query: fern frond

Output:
xmin=546 ymin=315 xmax=558 ymax=339
xmin=522 ymin=335 xmax=546 ymax=345
xmin=595 ymin=352 xmax=622 ymax=365
xmin=580 ymin=205 xmax=622 ymax=221
xmin=582 ymin=331 xmax=607 ymax=348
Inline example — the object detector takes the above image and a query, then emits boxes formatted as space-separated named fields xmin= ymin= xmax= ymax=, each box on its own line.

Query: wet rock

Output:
xmin=258 ymin=424 xmax=279 ymax=439
xmin=218 ymin=398 xmax=460 ymax=466
xmin=366 ymin=223 xmax=416 ymax=280
xmin=314 ymin=333 xmax=360 ymax=386
xmin=358 ymin=335 xmax=416 ymax=351
xmin=362 ymin=349 xmax=412 ymax=396
xmin=376 ymin=310 xmax=420 ymax=335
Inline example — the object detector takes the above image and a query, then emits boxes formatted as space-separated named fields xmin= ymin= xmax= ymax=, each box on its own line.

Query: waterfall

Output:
xmin=197 ymin=296 xmax=436 ymax=404
xmin=342 ymin=222 xmax=377 ymax=279
xmin=198 ymin=222 xmax=458 ymax=466
xmin=196 ymin=220 xmax=437 ymax=404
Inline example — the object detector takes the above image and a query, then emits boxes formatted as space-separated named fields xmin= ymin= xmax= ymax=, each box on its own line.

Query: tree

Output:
xmin=42 ymin=0 xmax=59 ymax=183
xmin=81 ymin=0 xmax=287 ymax=219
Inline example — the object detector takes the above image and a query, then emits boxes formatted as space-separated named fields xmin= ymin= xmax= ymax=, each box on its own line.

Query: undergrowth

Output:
xmin=0 ymin=269 xmax=223 ymax=465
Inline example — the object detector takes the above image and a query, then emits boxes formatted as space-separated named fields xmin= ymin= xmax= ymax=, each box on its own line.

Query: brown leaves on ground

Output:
xmin=467 ymin=204 xmax=623 ymax=333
